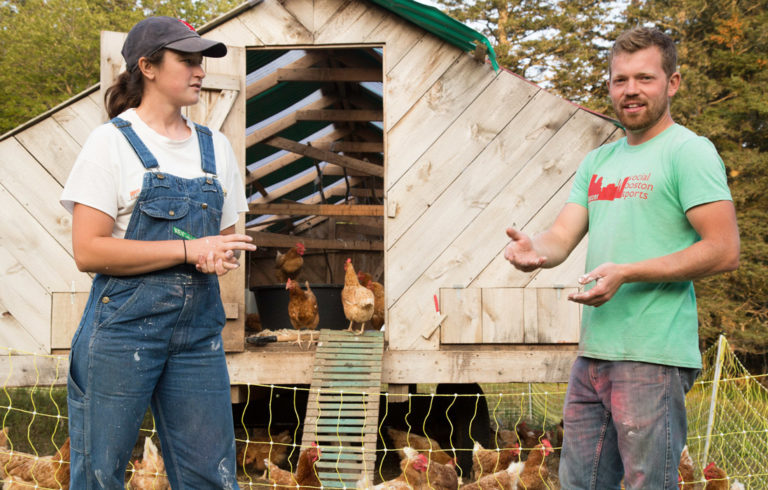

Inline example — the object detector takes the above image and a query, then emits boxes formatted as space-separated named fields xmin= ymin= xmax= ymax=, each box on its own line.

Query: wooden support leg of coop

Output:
xmin=301 ymin=329 xmax=384 ymax=488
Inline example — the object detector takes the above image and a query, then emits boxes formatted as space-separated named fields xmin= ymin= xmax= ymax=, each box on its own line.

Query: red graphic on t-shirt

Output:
xmin=588 ymin=173 xmax=654 ymax=202
xmin=588 ymin=174 xmax=629 ymax=202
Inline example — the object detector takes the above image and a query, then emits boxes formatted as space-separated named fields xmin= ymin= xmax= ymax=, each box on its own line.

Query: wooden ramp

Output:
xmin=301 ymin=329 xmax=384 ymax=488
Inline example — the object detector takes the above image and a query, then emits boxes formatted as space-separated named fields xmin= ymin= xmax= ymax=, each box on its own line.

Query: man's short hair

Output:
xmin=609 ymin=27 xmax=678 ymax=79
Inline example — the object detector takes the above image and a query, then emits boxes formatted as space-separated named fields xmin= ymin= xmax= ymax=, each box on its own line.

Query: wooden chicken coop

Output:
xmin=0 ymin=0 xmax=622 ymax=482
xmin=0 ymin=0 xmax=624 ymax=388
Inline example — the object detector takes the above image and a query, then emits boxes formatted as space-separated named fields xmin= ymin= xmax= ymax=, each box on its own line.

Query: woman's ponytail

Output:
xmin=104 ymin=49 xmax=166 ymax=119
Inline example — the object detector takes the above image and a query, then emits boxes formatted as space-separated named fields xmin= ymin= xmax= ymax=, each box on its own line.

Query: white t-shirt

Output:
xmin=61 ymin=109 xmax=248 ymax=238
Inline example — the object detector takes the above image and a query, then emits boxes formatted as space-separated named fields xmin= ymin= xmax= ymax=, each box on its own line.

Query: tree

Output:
xmin=436 ymin=0 xmax=618 ymax=110
xmin=0 ymin=0 xmax=241 ymax=135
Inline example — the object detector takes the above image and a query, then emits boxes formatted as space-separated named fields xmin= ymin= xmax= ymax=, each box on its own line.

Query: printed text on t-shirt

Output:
xmin=588 ymin=173 xmax=653 ymax=201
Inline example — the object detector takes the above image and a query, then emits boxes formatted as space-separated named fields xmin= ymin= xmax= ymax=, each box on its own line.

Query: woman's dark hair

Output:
xmin=104 ymin=49 xmax=166 ymax=119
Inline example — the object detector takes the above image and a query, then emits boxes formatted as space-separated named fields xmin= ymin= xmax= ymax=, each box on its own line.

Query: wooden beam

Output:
xmin=248 ymin=202 xmax=383 ymax=216
xmin=322 ymin=165 xmax=371 ymax=177
xmin=265 ymin=136 xmax=384 ymax=177
xmin=245 ymin=94 xmax=338 ymax=148
xmin=296 ymin=109 xmax=383 ymax=122
xmin=245 ymin=231 xmax=383 ymax=251
xmin=276 ymin=67 xmax=382 ymax=82
xmin=246 ymin=51 xmax=328 ymax=100
xmin=336 ymin=223 xmax=382 ymax=237
xmin=245 ymin=128 xmax=352 ymax=185
xmin=224 ymin=348 xmax=579 ymax=386
xmin=247 ymin=182 xmax=363 ymax=232
xmin=311 ymin=141 xmax=382 ymax=153
xmin=327 ymin=186 xmax=384 ymax=198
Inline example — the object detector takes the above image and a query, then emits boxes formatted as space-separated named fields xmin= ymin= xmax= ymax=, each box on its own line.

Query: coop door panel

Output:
xmin=481 ymin=288 xmax=524 ymax=343
xmin=439 ymin=288 xmax=482 ymax=343
xmin=101 ymin=33 xmax=246 ymax=352
xmin=439 ymin=287 xmax=579 ymax=344
xmin=526 ymin=288 xmax=581 ymax=343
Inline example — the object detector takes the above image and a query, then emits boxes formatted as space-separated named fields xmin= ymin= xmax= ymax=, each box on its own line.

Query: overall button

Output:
xmin=206 ymin=178 xmax=213 ymax=184
xmin=156 ymin=173 xmax=165 ymax=179
xmin=169 ymin=210 xmax=175 ymax=216
xmin=201 ymin=203 xmax=208 ymax=209
xmin=101 ymin=296 xmax=110 ymax=304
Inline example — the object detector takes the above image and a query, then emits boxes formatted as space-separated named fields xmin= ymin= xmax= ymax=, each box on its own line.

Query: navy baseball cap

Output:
xmin=122 ymin=16 xmax=227 ymax=72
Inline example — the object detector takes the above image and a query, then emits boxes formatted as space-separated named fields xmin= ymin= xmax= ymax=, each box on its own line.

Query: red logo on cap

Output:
xmin=178 ymin=19 xmax=197 ymax=32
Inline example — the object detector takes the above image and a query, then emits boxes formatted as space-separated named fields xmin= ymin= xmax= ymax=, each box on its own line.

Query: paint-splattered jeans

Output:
xmin=67 ymin=272 xmax=238 ymax=489
xmin=559 ymin=357 xmax=699 ymax=490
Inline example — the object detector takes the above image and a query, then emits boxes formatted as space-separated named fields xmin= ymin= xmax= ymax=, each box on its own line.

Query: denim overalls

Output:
xmin=67 ymin=118 xmax=239 ymax=489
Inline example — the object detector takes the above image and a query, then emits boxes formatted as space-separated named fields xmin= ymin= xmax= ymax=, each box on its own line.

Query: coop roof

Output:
xmin=366 ymin=0 xmax=498 ymax=70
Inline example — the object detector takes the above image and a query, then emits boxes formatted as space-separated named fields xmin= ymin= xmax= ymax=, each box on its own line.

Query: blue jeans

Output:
xmin=68 ymin=274 xmax=238 ymax=489
xmin=559 ymin=357 xmax=699 ymax=490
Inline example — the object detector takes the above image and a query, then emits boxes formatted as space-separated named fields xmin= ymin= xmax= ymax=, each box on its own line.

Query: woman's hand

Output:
xmin=187 ymin=233 xmax=257 ymax=276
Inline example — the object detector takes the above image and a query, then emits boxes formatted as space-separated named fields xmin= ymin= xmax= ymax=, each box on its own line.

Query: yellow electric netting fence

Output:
xmin=1 ymin=335 xmax=766 ymax=489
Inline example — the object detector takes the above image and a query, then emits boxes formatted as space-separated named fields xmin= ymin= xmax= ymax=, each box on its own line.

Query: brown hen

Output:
xmin=386 ymin=427 xmax=454 ymax=465
xmin=342 ymin=258 xmax=374 ymax=334
xmin=275 ymin=243 xmax=305 ymax=283
xmin=0 ymin=429 xmax=70 ymax=490
xmin=237 ymin=429 xmax=292 ymax=475
xmin=459 ymin=460 xmax=523 ymax=490
xmin=517 ymin=440 xmax=553 ymax=490
xmin=287 ymin=279 xmax=319 ymax=349
xmin=471 ymin=442 xmax=520 ymax=481
xmin=127 ymin=436 xmax=170 ymax=490
xmin=264 ymin=443 xmax=321 ymax=489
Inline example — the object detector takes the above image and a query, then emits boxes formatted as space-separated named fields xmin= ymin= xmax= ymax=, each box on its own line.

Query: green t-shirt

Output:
xmin=566 ymin=124 xmax=732 ymax=368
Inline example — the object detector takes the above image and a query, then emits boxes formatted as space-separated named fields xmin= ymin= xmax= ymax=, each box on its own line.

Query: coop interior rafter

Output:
xmin=244 ymin=46 xmax=384 ymax=245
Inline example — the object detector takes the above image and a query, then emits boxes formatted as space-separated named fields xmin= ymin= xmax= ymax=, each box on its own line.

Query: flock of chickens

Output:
xmin=0 ymin=421 xmax=748 ymax=489
xmin=276 ymin=243 xmax=384 ymax=346
xmin=0 ymin=428 xmax=170 ymax=489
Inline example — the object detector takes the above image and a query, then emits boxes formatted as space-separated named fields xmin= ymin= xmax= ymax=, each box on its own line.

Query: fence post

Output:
xmin=702 ymin=334 xmax=727 ymax=466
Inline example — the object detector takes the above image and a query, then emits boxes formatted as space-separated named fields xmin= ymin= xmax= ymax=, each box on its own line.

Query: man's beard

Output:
xmin=614 ymin=96 xmax=669 ymax=133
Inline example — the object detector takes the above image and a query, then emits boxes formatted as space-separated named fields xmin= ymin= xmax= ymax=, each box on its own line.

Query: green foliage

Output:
xmin=0 ymin=0 xmax=241 ymax=135
xmin=436 ymin=0 xmax=618 ymax=111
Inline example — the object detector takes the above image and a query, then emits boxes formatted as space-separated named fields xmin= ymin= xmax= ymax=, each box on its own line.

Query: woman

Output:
xmin=60 ymin=16 xmax=254 ymax=488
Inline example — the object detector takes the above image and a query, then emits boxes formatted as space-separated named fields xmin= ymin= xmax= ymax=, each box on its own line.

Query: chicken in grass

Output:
xmin=459 ymin=460 xmax=523 ymax=490
xmin=127 ymin=436 xmax=170 ymax=490
xmin=275 ymin=242 xmax=305 ymax=283
xmin=0 ymin=428 xmax=71 ymax=490
xmin=357 ymin=450 xmax=429 ymax=489
xmin=703 ymin=461 xmax=730 ymax=490
xmin=414 ymin=448 xmax=459 ymax=490
xmin=237 ymin=428 xmax=292 ymax=475
xmin=358 ymin=271 xmax=385 ymax=331
xmin=471 ymin=441 xmax=521 ymax=481
xmin=264 ymin=442 xmax=321 ymax=489
xmin=678 ymin=445 xmax=696 ymax=489
xmin=386 ymin=427 xmax=455 ymax=465
xmin=517 ymin=440 xmax=554 ymax=490
xmin=342 ymin=258 xmax=374 ymax=334
xmin=515 ymin=421 xmax=545 ymax=452
xmin=287 ymin=279 xmax=319 ymax=349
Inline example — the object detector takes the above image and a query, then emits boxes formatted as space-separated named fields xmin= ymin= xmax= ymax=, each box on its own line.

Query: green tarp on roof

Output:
xmin=368 ymin=0 xmax=499 ymax=71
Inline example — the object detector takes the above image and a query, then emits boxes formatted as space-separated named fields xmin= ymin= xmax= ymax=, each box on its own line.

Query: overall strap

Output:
xmin=110 ymin=117 xmax=159 ymax=169
xmin=194 ymin=123 xmax=217 ymax=175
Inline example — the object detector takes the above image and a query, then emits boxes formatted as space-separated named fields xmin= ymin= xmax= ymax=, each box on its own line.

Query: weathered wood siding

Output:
xmin=1 ymin=0 xmax=620 ymax=384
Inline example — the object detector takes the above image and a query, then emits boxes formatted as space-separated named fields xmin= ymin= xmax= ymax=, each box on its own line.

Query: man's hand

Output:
xmin=567 ymin=262 xmax=626 ymax=307
xmin=504 ymin=228 xmax=547 ymax=272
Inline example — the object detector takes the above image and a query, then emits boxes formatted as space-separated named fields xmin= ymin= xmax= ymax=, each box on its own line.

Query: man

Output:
xmin=504 ymin=27 xmax=739 ymax=489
